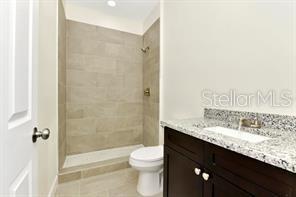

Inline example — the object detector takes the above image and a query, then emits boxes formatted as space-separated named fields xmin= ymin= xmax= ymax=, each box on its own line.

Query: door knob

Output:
xmin=32 ymin=127 xmax=50 ymax=143
xmin=194 ymin=168 xmax=201 ymax=175
xmin=202 ymin=172 xmax=210 ymax=181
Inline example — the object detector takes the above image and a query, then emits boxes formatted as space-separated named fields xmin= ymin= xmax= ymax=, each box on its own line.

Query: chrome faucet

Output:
xmin=238 ymin=115 xmax=262 ymax=130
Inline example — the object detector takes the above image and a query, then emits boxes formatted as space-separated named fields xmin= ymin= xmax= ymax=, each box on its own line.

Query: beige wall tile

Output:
xmin=58 ymin=59 xmax=66 ymax=86
xmin=96 ymin=26 xmax=124 ymax=44
xmin=96 ymin=117 xmax=116 ymax=133
xmin=143 ymin=19 xmax=160 ymax=146
xmin=123 ymin=74 xmax=143 ymax=89
xmin=58 ymin=84 xmax=66 ymax=105
xmin=66 ymin=104 xmax=85 ymax=119
xmin=66 ymin=20 xmax=144 ymax=154
xmin=90 ymin=56 xmax=117 ymax=74
xmin=67 ymin=20 xmax=97 ymax=38
xmin=66 ymin=118 xmax=96 ymax=137
xmin=67 ymin=69 xmax=97 ymax=87
xmin=67 ymin=133 xmax=108 ymax=154
xmin=120 ymin=45 xmax=143 ymax=63
xmin=58 ymin=171 xmax=81 ymax=184
xmin=116 ymin=103 xmax=143 ymax=117
xmin=120 ymin=88 xmax=143 ymax=103
xmin=122 ymin=32 xmax=142 ymax=47
xmin=67 ymin=103 xmax=119 ymax=119
xmin=104 ymin=43 xmax=122 ymax=58
xmin=96 ymin=73 xmax=124 ymax=88
xmin=66 ymin=87 xmax=97 ymax=104
xmin=68 ymin=35 xmax=104 ymax=55
xmin=107 ymin=129 xmax=142 ymax=148
xmin=67 ymin=54 xmax=118 ymax=74
xmin=81 ymin=161 xmax=129 ymax=178
xmin=114 ymin=116 xmax=142 ymax=129
xmin=116 ymin=61 xmax=142 ymax=76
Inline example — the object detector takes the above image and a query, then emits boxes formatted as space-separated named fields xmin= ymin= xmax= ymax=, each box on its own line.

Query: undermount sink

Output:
xmin=203 ymin=126 xmax=270 ymax=143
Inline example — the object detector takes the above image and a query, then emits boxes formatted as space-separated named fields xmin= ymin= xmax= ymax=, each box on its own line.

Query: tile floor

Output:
xmin=55 ymin=168 xmax=163 ymax=197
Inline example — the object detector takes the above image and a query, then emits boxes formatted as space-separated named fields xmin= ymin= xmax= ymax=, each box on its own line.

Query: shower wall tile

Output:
xmin=68 ymin=36 xmax=104 ymax=55
xmin=67 ymin=54 xmax=118 ymax=73
xmin=114 ymin=116 xmax=143 ymax=128
xmin=67 ymin=127 xmax=142 ymax=155
xmin=66 ymin=20 xmax=143 ymax=155
xmin=96 ymin=26 xmax=124 ymax=44
xmin=66 ymin=87 xmax=98 ymax=104
xmin=122 ymin=33 xmax=143 ymax=47
xmin=96 ymin=73 xmax=124 ymax=88
xmin=58 ymin=0 xmax=67 ymax=169
xmin=96 ymin=117 xmax=117 ymax=133
xmin=116 ymin=61 xmax=142 ymax=76
xmin=117 ymin=103 xmax=143 ymax=116
xmin=143 ymin=19 xmax=160 ymax=146
xmin=66 ymin=118 xmax=96 ymax=136
xmin=66 ymin=20 xmax=97 ymax=38
xmin=67 ymin=70 xmax=97 ymax=87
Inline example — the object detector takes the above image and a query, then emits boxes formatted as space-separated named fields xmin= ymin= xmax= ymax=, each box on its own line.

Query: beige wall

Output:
xmin=38 ymin=0 xmax=58 ymax=195
xmin=58 ymin=0 xmax=67 ymax=170
xmin=143 ymin=19 xmax=160 ymax=146
xmin=66 ymin=21 xmax=143 ymax=155
xmin=160 ymin=1 xmax=296 ymax=143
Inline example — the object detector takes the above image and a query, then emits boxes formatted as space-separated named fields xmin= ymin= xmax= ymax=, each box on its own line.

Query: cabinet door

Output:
xmin=204 ymin=173 xmax=253 ymax=197
xmin=205 ymin=144 xmax=292 ymax=197
xmin=164 ymin=146 xmax=204 ymax=197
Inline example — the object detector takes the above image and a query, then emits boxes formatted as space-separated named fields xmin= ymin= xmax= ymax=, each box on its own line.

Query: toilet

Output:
xmin=129 ymin=145 xmax=163 ymax=196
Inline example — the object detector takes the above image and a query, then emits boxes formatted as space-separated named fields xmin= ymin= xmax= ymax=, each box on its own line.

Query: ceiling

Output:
xmin=64 ymin=0 xmax=159 ymax=34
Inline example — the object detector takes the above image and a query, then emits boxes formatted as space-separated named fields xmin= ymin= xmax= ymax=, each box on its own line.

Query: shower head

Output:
xmin=141 ymin=46 xmax=150 ymax=53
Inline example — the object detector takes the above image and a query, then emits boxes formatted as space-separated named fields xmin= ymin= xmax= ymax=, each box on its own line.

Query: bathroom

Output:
xmin=57 ymin=0 xmax=162 ymax=196
xmin=1 ymin=0 xmax=296 ymax=196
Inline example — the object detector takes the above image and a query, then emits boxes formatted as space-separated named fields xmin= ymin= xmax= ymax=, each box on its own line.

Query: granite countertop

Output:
xmin=161 ymin=117 xmax=296 ymax=173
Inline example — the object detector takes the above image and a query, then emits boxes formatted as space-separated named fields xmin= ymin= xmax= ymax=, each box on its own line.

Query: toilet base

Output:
xmin=137 ymin=171 xmax=163 ymax=196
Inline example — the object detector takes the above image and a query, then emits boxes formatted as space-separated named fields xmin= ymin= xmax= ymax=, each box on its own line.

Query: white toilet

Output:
xmin=129 ymin=145 xmax=163 ymax=196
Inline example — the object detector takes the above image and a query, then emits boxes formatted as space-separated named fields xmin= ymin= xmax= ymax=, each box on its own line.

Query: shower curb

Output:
xmin=58 ymin=156 xmax=130 ymax=183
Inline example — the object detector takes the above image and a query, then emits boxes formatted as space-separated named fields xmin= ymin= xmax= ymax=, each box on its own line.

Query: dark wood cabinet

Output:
xmin=164 ymin=127 xmax=296 ymax=197
xmin=204 ymin=173 xmax=253 ymax=197
xmin=164 ymin=146 xmax=204 ymax=197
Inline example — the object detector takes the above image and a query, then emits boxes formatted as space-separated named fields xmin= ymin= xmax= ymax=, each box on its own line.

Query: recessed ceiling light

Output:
xmin=107 ymin=0 xmax=116 ymax=7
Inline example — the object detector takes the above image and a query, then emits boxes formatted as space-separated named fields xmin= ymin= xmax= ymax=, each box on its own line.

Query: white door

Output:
xmin=0 ymin=0 xmax=41 ymax=196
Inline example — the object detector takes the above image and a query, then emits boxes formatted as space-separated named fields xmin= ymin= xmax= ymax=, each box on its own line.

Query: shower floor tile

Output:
xmin=63 ymin=144 xmax=144 ymax=168
xmin=55 ymin=168 xmax=163 ymax=197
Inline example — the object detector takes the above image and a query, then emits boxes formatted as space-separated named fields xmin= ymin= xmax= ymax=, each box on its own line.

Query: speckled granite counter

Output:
xmin=161 ymin=109 xmax=296 ymax=173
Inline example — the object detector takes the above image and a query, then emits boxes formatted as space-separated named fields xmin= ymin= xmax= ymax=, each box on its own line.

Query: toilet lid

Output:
xmin=131 ymin=146 xmax=163 ymax=162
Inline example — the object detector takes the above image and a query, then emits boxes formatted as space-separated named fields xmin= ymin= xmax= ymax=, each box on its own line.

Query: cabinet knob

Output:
xmin=202 ymin=172 xmax=210 ymax=181
xmin=194 ymin=168 xmax=201 ymax=175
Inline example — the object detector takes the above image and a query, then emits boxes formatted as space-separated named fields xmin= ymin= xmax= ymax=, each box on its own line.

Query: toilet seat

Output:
xmin=130 ymin=145 xmax=163 ymax=162
xmin=129 ymin=157 xmax=163 ymax=169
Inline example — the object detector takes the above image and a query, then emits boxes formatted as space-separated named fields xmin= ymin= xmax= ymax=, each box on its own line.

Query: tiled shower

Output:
xmin=58 ymin=3 xmax=160 ymax=181
xmin=66 ymin=20 xmax=144 ymax=155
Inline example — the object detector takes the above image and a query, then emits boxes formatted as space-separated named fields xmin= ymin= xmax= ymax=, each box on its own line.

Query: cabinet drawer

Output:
xmin=205 ymin=143 xmax=295 ymax=197
xmin=164 ymin=127 xmax=204 ymax=164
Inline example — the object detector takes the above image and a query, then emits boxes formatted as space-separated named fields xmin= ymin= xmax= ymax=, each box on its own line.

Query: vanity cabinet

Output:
xmin=164 ymin=127 xmax=296 ymax=197
xmin=164 ymin=146 xmax=204 ymax=197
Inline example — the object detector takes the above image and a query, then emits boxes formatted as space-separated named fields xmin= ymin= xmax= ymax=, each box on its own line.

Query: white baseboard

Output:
xmin=48 ymin=175 xmax=58 ymax=197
